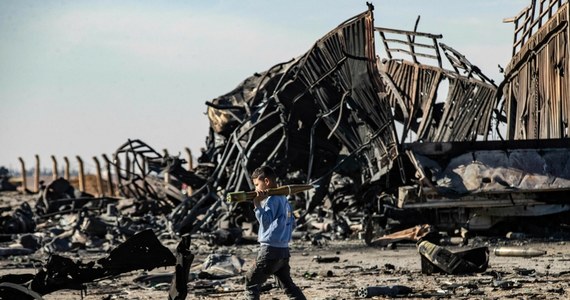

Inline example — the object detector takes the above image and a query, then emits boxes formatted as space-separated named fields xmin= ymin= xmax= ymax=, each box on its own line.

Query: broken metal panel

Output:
xmin=109 ymin=3 xmax=570 ymax=238
xmin=375 ymin=28 xmax=499 ymax=143
xmin=418 ymin=240 xmax=489 ymax=275
xmin=176 ymin=6 xmax=509 ymax=238
xmin=503 ymin=1 xmax=570 ymax=139
xmin=375 ymin=27 xmax=444 ymax=142
xmin=203 ymin=59 xmax=302 ymax=195
xmin=507 ymin=0 xmax=568 ymax=56
xmin=216 ymin=9 xmax=394 ymax=188
xmin=29 ymin=229 xmax=175 ymax=295
xmin=205 ymin=59 xmax=295 ymax=138
xmin=439 ymin=43 xmax=496 ymax=85
xmin=288 ymin=8 xmax=399 ymax=182
xmin=431 ymin=43 xmax=499 ymax=142
xmin=430 ymin=76 xmax=498 ymax=142
xmin=375 ymin=26 xmax=443 ymax=67
xmin=380 ymin=60 xmax=444 ymax=141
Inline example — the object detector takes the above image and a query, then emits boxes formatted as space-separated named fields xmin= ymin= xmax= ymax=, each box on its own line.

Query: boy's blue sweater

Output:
xmin=254 ymin=195 xmax=295 ymax=248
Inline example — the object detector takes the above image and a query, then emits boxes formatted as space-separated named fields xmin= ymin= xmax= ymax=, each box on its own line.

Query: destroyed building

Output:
xmin=97 ymin=1 xmax=570 ymax=242
xmin=159 ymin=0 xmax=568 ymax=241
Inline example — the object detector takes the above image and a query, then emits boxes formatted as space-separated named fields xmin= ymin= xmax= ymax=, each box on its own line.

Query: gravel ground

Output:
xmin=1 ymin=191 xmax=569 ymax=299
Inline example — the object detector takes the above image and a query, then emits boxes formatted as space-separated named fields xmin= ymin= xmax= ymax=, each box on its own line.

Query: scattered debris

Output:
xmin=370 ymin=224 xmax=434 ymax=247
xmin=197 ymin=253 xmax=244 ymax=278
xmin=356 ymin=285 xmax=413 ymax=298
xmin=313 ymin=256 xmax=340 ymax=263
xmin=169 ymin=234 xmax=194 ymax=300
xmin=0 ymin=167 xmax=17 ymax=192
xmin=0 ymin=229 xmax=175 ymax=296
xmin=417 ymin=240 xmax=489 ymax=275
xmin=0 ymin=202 xmax=35 ymax=234
xmin=493 ymin=246 xmax=547 ymax=257
xmin=90 ymin=0 xmax=570 ymax=247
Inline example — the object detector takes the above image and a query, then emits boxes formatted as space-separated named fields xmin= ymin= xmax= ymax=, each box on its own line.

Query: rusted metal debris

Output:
xmin=312 ymin=255 xmax=340 ymax=263
xmin=418 ymin=240 xmax=489 ymax=275
xmin=112 ymin=139 xmax=206 ymax=214
xmin=172 ymin=5 xmax=399 ymax=239
xmin=0 ymin=202 xmax=35 ymax=234
xmin=167 ymin=0 xmax=570 ymax=243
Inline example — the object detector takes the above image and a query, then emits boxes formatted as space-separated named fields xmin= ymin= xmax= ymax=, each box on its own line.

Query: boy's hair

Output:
xmin=251 ymin=166 xmax=277 ymax=181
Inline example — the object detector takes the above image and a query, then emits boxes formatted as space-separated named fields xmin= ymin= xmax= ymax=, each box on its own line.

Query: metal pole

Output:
xmin=63 ymin=156 xmax=70 ymax=180
xmin=51 ymin=155 xmax=58 ymax=180
xmin=93 ymin=156 xmax=104 ymax=197
xmin=139 ymin=154 xmax=146 ymax=175
xmin=76 ymin=156 xmax=85 ymax=193
xmin=102 ymin=154 xmax=114 ymax=196
xmin=34 ymin=154 xmax=40 ymax=193
xmin=184 ymin=147 xmax=194 ymax=195
xmin=18 ymin=157 xmax=27 ymax=194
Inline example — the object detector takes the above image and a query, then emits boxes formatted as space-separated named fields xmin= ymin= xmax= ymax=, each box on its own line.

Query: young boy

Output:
xmin=243 ymin=166 xmax=306 ymax=300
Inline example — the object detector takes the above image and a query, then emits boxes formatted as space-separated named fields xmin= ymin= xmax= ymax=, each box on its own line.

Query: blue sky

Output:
xmin=0 ymin=0 xmax=528 ymax=171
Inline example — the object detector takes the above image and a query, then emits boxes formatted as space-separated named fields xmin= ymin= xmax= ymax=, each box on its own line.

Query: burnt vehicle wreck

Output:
xmin=139 ymin=1 xmax=570 ymax=241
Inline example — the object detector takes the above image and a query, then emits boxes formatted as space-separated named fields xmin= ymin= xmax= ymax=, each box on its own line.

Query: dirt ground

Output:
xmin=1 ymin=191 xmax=569 ymax=299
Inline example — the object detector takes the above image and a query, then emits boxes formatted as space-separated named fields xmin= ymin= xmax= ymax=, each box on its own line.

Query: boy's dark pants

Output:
xmin=244 ymin=246 xmax=306 ymax=300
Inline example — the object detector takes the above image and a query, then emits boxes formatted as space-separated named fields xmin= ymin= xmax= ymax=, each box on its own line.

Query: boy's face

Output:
xmin=253 ymin=176 xmax=271 ymax=191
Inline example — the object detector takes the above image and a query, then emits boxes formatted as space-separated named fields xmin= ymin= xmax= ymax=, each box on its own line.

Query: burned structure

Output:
xmin=397 ymin=0 xmax=570 ymax=231
xmin=129 ymin=1 xmax=570 ymax=239
xmin=171 ymin=5 xmax=400 ymax=240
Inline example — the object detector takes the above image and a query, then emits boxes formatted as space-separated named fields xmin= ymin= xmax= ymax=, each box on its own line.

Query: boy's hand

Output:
xmin=253 ymin=190 xmax=268 ymax=208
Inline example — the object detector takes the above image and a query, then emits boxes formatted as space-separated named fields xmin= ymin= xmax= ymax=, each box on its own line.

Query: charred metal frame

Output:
xmin=171 ymin=6 xmax=403 ymax=235
xmin=374 ymin=27 xmax=499 ymax=143
xmin=502 ymin=0 xmax=570 ymax=139
xmin=110 ymin=2 xmax=570 ymax=235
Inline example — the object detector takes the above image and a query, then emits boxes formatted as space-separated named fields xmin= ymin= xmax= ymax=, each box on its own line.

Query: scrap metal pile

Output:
xmin=172 ymin=5 xmax=400 ymax=242
xmin=104 ymin=1 xmax=570 ymax=243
